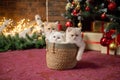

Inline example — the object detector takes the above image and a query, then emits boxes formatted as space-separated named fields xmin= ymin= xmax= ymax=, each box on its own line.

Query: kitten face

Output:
xmin=44 ymin=22 xmax=58 ymax=33
xmin=49 ymin=31 xmax=65 ymax=43
xmin=66 ymin=27 xmax=82 ymax=42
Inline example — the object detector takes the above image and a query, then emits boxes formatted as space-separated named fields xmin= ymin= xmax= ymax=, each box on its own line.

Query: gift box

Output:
xmin=101 ymin=46 xmax=116 ymax=55
xmin=82 ymin=32 xmax=103 ymax=51
xmin=116 ymin=46 xmax=120 ymax=55
xmin=92 ymin=21 xmax=109 ymax=32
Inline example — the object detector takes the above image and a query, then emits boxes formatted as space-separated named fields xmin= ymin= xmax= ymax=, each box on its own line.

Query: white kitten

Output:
xmin=48 ymin=31 xmax=65 ymax=43
xmin=66 ymin=27 xmax=85 ymax=61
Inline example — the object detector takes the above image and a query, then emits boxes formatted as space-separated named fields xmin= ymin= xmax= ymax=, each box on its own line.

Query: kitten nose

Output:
xmin=73 ymin=37 xmax=76 ymax=40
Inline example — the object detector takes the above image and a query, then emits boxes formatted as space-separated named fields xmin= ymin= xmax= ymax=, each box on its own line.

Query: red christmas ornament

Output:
xmin=105 ymin=30 xmax=115 ymax=38
xmin=108 ymin=2 xmax=117 ymax=11
xmin=101 ymin=13 xmax=106 ymax=19
xmin=85 ymin=6 xmax=90 ymax=11
xmin=100 ymin=36 xmax=113 ymax=47
xmin=65 ymin=21 xmax=73 ymax=27
xmin=72 ymin=1 xmax=76 ymax=6
xmin=72 ymin=10 xmax=78 ymax=16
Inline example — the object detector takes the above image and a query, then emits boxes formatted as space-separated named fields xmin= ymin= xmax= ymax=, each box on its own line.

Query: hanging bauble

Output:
xmin=72 ymin=9 xmax=78 ymax=16
xmin=78 ymin=22 xmax=82 ymax=28
xmin=72 ymin=1 xmax=76 ymax=7
xmin=65 ymin=21 xmax=73 ymax=27
xmin=75 ymin=4 xmax=80 ymax=10
xmin=100 ymin=36 xmax=113 ymax=47
xmin=85 ymin=6 xmax=90 ymax=11
xmin=108 ymin=2 xmax=117 ymax=11
xmin=109 ymin=41 xmax=117 ymax=50
xmin=105 ymin=30 xmax=115 ymax=39
xmin=101 ymin=13 xmax=106 ymax=19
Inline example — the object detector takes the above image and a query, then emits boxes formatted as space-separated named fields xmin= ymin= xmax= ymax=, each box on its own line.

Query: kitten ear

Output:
xmin=78 ymin=27 xmax=82 ymax=32
xmin=66 ymin=27 xmax=72 ymax=32
xmin=55 ymin=21 xmax=59 ymax=25
xmin=43 ymin=21 xmax=48 ymax=26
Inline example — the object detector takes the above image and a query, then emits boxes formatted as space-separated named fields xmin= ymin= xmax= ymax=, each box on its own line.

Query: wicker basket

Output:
xmin=46 ymin=41 xmax=78 ymax=70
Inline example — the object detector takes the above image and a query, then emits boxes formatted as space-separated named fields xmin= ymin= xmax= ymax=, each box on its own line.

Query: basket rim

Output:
xmin=46 ymin=41 xmax=78 ymax=49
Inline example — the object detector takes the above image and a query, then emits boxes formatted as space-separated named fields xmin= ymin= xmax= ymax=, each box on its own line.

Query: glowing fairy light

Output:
xmin=0 ymin=17 xmax=41 ymax=37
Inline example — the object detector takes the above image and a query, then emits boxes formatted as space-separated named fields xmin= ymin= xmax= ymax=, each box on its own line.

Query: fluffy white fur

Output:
xmin=66 ymin=27 xmax=85 ymax=61
xmin=48 ymin=31 xmax=65 ymax=43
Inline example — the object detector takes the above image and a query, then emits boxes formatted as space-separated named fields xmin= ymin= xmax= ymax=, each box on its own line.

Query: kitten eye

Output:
xmin=52 ymin=28 xmax=55 ymax=30
xmin=57 ymin=37 xmax=60 ymax=39
xmin=53 ymin=36 xmax=56 ymax=38
xmin=37 ymin=18 xmax=40 ymax=20
xmin=76 ymin=34 xmax=78 ymax=36
xmin=48 ymin=28 xmax=51 ymax=30
xmin=71 ymin=35 xmax=74 ymax=37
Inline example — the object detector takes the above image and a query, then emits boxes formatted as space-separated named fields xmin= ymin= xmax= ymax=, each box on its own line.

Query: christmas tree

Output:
xmin=63 ymin=0 xmax=120 ymax=37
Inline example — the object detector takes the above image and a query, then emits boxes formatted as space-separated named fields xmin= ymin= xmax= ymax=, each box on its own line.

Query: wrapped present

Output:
xmin=101 ymin=46 xmax=116 ymax=55
xmin=82 ymin=32 xmax=103 ymax=51
xmin=92 ymin=21 xmax=109 ymax=32
xmin=116 ymin=46 xmax=120 ymax=55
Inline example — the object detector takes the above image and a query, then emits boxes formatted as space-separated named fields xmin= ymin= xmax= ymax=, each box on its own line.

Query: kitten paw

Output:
xmin=76 ymin=56 xmax=82 ymax=61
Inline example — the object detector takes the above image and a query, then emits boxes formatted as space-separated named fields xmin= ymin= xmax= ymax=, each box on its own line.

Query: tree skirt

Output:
xmin=0 ymin=49 xmax=120 ymax=80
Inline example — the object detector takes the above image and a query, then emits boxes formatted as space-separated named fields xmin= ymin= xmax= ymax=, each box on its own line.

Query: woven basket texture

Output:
xmin=46 ymin=42 xmax=78 ymax=70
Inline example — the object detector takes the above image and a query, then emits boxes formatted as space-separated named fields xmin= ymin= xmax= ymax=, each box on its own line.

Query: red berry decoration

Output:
xmin=108 ymin=2 xmax=117 ymax=11
xmin=100 ymin=36 xmax=113 ymax=47
xmin=101 ymin=13 xmax=106 ymax=19
xmin=65 ymin=21 xmax=73 ymax=27
xmin=85 ymin=6 xmax=90 ymax=11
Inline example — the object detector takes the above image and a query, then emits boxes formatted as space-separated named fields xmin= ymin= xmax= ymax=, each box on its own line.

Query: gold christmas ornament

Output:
xmin=75 ymin=3 xmax=81 ymax=10
xmin=109 ymin=42 xmax=117 ymax=50
xmin=78 ymin=22 xmax=82 ymax=28
xmin=95 ymin=6 xmax=98 ymax=10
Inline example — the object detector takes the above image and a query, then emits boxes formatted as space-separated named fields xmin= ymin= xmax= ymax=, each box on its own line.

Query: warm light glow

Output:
xmin=0 ymin=17 xmax=41 ymax=36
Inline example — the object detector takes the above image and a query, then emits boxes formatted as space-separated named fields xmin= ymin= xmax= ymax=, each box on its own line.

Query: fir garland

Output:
xmin=0 ymin=33 xmax=46 ymax=52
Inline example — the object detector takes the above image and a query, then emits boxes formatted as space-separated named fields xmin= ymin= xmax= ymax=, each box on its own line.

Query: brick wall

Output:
xmin=0 ymin=0 xmax=46 ymax=21
xmin=47 ymin=0 xmax=67 ymax=25
xmin=0 ymin=0 xmax=67 ymax=25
